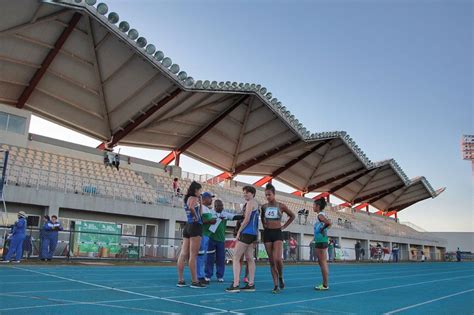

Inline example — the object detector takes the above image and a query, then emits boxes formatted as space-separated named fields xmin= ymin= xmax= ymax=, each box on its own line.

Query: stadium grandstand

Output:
xmin=2 ymin=1 xmax=473 ymax=314
xmin=0 ymin=0 xmax=447 ymax=263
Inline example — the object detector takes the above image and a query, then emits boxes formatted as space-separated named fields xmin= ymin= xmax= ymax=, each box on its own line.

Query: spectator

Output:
xmin=392 ymin=243 xmax=399 ymax=262
xmin=283 ymin=239 xmax=289 ymax=261
xmin=172 ymin=178 xmax=180 ymax=208
xmin=304 ymin=210 xmax=309 ymax=225
xmin=289 ymin=236 xmax=297 ymax=261
xmin=297 ymin=209 xmax=305 ymax=224
xmin=421 ymin=250 xmax=426 ymax=262
xmin=103 ymin=151 xmax=109 ymax=167
xmin=328 ymin=239 xmax=335 ymax=262
xmin=456 ymin=248 xmax=462 ymax=262
xmin=107 ymin=151 xmax=115 ymax=169
xmin=355 ymin=241 xmax=361 ymax=262
xmin=205 ymin=199 xmax=242 ymax=282
xmin=2 ymin=211 xmax=27 ymax=263
xmin=197 ymin=192 xmax=216 ymax=284
xmin=370 ymin=245 xmax=376 ymax=260
xmin=40 ymin=215 xmax=51 ymax=261
xmin=47 ymin=215 xmax=63 ymax=261
xmin=113 ymin=153 xmax=120 ymax=171
xmin=338 ymin=218 xmax=343 ymax=226
xmin=360 ymin=247 xmax=365 ymax=261
xmin=309 ymin=240 xmax=316 ymax=262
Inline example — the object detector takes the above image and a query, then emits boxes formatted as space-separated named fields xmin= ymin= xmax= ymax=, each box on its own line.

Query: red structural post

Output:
xmin=354 ymin=203 xmax=369 ymax=211
xmin=254 ymin=176 xmax=273 ymax=187
xmin=292 ymin=191 xmax=305 ymax=197
xmin=206 ymin=172 xmax=233 ymax=184
xmin=159 ymin=151 xmax=178 ymax=166
xmin=313 ymin=192 xmax=330 ymax=200
xmin=339 ymin=202 xmax=352 ymax=208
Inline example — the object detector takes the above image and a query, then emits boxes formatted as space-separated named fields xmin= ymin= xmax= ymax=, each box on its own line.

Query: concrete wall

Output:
xmin=0 ymin=103 xmax=31 ymax=148
xmin=426 ymin=232 xmax=474 ymax=252
xmin=2 ymin=184 xmax=447 ymax=257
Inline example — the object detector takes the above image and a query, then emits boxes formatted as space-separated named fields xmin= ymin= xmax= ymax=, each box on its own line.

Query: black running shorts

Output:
xmin=239 ymin=233 xmax=257 ymax=245
xmin=263 ymin=228 xmax=283 ymax=243
xmin=182 ymin=222 xmax=202 ymax=238
xmin=315 ymin=242 xmax=328 ymax=249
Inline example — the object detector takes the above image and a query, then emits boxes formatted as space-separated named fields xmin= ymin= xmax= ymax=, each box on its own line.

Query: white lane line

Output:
xmin=85 ymin=302 xmax=181 ymax=314
xmin=167 ymin=268 xmax=470 ymax=299
xmin=0 ymin=284 xmax=171 ymax=296
xmin=383 ymin=288 xmax=474 ymax=314
xmin=12 ymin=267 xmax=229 ymax=314
xmin=233 ymin=275 xmax=474 ymax=312
xmin=0 ymin=297 xmax=160 ymax=312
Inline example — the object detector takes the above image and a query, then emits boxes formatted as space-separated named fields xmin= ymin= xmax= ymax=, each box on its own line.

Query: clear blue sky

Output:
xmin=31 ymin=0 xmax=473 ymax=231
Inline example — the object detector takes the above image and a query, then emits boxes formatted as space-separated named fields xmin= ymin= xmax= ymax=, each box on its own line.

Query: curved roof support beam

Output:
xmin=16 ymin=12 xmax=82 ymax=109
xmin=254 ymin=140 xmax=331 ymax=187
xmin=388 ymin=199 xmax=426 ymax=212
xmin=358 ymin=184 xmax=406 ymax=204
xmin=158 ymin=95 xmax=250 ymax=165
xmin=210 ymin=137 xmax=302 ymax=184
xmin=98 ymin=88 xmax=182 ymax=150
xmin=233 ymin=138 xmax=301 ymax=175
xmin=329 ymin=168 xmax=375 ymax=194
xmin=305 ymin=166 xmax=367 ymax=194
xmin=231 ymin=100 xmax=253 ymax=170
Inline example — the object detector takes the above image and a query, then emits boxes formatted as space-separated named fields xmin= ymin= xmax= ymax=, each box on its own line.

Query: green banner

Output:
xmin=76 ymin=220 xmax=121 ymax=255
xmin=257 ymin=244 xmax=269 ymax=259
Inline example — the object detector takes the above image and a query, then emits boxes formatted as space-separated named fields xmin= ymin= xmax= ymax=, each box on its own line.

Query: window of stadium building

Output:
xmin=0 ymin=111 xmax=26 ymax=135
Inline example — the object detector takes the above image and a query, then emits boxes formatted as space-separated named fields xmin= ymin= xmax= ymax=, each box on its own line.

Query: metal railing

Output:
xmin=1 ymin=226 xmax=182 ymax=261
xmin=1 ymin=226 xmax=447 ymax=263
xmin=5 ymin=166 xmax=175 ymax=205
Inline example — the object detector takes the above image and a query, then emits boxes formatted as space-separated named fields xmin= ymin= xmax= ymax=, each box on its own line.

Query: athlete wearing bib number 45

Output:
xmin=261 ymin=183 xmax=295 ymax=293
xmin=313 ymin=198 xmax=332 ymax=291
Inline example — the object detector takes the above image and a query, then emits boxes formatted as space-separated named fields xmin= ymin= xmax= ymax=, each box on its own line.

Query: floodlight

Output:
xmin=97 ymin=3 xmax=108 ymax=15
xmin=107 ymin=12 xmax=119 ymax=23
xmin=118 ymin=21 xmax=129 ymax=32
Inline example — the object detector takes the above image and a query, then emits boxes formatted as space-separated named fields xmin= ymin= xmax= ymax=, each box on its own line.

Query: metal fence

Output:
xmin=1 ymin=226 xmax=448 ymax=263
xmin=5 ymin=166 xmax=175 ymax=205
xmin=0 ymin=226 xmax=182 ymax=262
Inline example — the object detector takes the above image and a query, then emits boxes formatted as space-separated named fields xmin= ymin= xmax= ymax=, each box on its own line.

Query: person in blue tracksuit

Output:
xmin=40 ymin=215 xmax=63 ymax=261
xmin=40 ymin=215 xmax=51 ymax=261
xmin=1 ymin=211 xmax=28 ymax=263
xmin=47 ymin=215 xmax=63 ymax=260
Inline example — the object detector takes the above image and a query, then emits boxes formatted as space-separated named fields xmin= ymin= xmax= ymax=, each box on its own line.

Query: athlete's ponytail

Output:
xmin=265 ymin=183 xmax=276 ymax=194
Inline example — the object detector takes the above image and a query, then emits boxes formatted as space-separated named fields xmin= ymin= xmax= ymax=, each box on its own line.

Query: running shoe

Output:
xmin=240 ymin=283 xmax=256 ymax=292
xmin=190 ymin=282 xmax=207 ymax=289
xmin=225 ymin=284 xmax=241 ymax=293
xmin=217 ymin=278 xmax=225 ymax=283
xmin=243 ymin=277 xmax=249 ymax=284
xmin=200 ymin=278 xmax=210 ymax=285
xmin=176 ymin=280 xmax=187 ymax=287
xmin=272 ymin=286 xmax=280 ymax=294
xmin=0 ymin=260 xmax=10 ymax=264
xmin=205 ymin=277 xmax=211 ymax=282
xmin=279 ymin=277 xmax=285 ymax=289
xmin=314 ymin=284 xmax=329 ymax=291
xmin=11 ymin=260 xmax=20 ymax=264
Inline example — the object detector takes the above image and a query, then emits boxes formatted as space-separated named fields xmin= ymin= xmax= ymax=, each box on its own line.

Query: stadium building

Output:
xmin=1 ymin=0 xmax=447 ymax=262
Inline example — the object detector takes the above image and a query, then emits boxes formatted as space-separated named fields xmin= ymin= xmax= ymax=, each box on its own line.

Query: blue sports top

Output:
xmin=185 ymin=201 xmax=202 ymax=224
xmin=241 ymin=205 xmax=259 ymax=235
xmin=314 ymin=211 xmax=329 ymax=243
xmin=12 ymin=217 xmax=26 ymax=236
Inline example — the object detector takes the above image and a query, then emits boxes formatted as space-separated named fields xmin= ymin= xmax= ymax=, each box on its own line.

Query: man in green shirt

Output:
xmin=204 ymin=199 xmax=242 ymax=282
